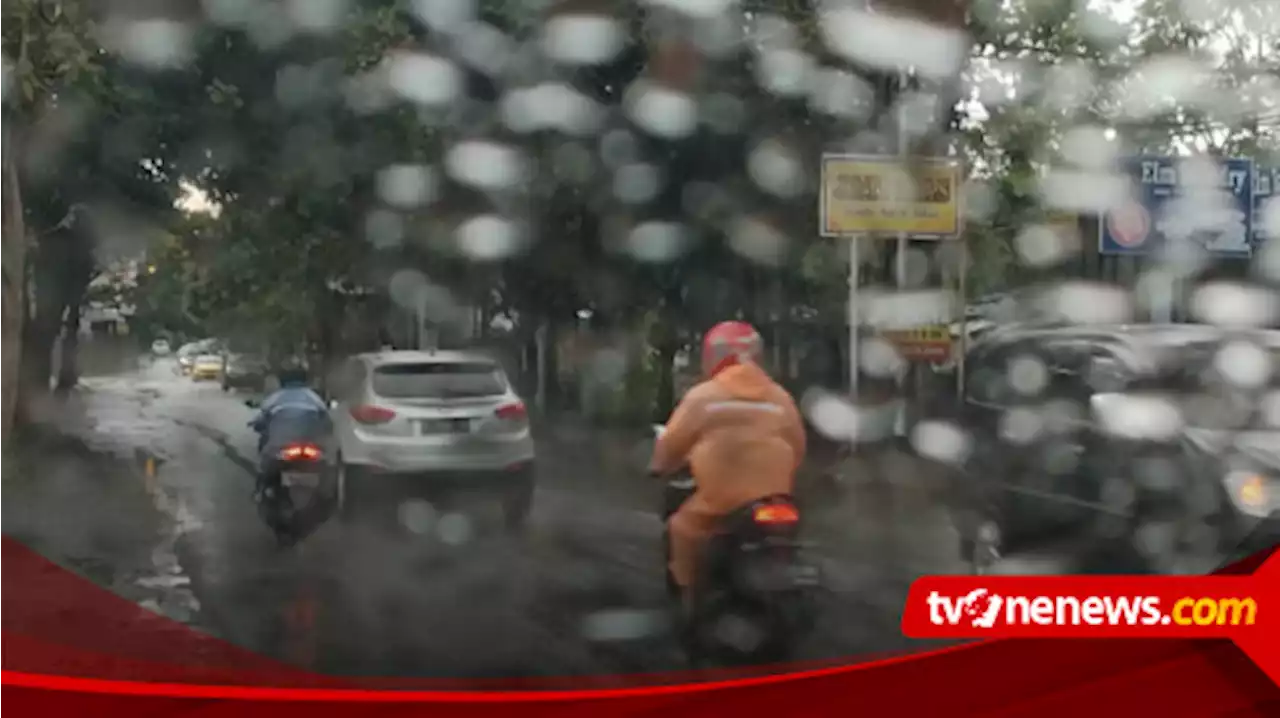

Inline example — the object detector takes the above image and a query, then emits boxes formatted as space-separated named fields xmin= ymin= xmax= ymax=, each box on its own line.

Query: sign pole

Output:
xmin=849 ymin=237 xmax=860 ymax=403
xmin=1151 ymin=269 xmax=1175 ymax=324
xmin=957 ymin=239 xmax=968 ymax=402
xmin=894 ymin=68 xmax=910 ymax=440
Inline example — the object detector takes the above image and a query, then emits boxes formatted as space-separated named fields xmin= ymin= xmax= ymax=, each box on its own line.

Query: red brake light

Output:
xmin=279 ymin=443 xmax=322 ymax=461
xmin=753 ymin=503 xmax=799 ymax=525
xmin=350 ymin=405 xmax=396 ymax=425
xmin=495 ymin=402 xmax=527 ymax=421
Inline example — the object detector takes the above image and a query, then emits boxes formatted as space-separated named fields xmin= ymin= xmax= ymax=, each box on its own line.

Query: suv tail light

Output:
xmin=350 ymin=405 xmax=396 ymax=425
xmin=279 ymin=443 xmax=322 ymax=461
xmin=495 ymin=402 xmax=527 ymax=421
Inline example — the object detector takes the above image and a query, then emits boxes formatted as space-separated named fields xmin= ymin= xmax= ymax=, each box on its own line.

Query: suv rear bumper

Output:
xmin=343 ymin=462 xmax=534 ymax=500
xmin=349 ymin=434 xmax=535 ymax=475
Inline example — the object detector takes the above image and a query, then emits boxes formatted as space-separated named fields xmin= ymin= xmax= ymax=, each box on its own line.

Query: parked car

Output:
xmin=221 ymin=353 xmax=269 ymax=393
xmin=190 ymin=353 xmax=225 ymax=381
xmin=151 ymin=338 xmax=172 ymax=356
xmin=329 ymin=349 xmax=535 ymax=528
xmin=952 ymin=323 xmax=1280 ymax=576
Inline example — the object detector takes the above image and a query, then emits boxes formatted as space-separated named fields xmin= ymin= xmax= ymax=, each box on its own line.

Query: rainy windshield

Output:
xmin=1156 ymin=342 xmax=1280 ymax=430
xmin=372 ymin=363 xmax=506 ymax=399
xmin=3 ymin=0 xmax=1279 ymax=681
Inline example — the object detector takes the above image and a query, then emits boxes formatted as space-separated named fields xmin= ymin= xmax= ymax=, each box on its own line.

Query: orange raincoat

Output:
xmin=649 ymin=362 xmax=806 ymax=589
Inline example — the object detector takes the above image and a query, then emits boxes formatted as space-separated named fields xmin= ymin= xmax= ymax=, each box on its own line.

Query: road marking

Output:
xmin=144 ymin=456 xmax=157 ymax=493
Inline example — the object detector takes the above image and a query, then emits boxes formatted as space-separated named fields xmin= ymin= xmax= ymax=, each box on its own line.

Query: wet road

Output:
xmin=16 ymin=359 xmax=969 ymax=681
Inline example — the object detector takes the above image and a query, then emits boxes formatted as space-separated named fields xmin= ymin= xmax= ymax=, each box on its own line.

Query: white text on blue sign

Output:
xmin=1139 ymin=160 xmax=1249 ymax=195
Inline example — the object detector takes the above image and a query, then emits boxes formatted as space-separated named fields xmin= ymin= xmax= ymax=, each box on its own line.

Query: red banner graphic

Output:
xmin=3 ymin=536 xmax=1278 ymax=716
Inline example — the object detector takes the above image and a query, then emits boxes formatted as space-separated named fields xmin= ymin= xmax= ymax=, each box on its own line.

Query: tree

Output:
xmin=165 ymin=2 xmax=460 ymax=359
xmin=2 ymin=0 xmax=101 ymax=431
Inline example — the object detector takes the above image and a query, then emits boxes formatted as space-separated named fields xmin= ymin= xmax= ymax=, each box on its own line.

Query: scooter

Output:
xmin=246 ymin=399 xmax=338 ymax=547
xmin=653 ymin=424 xmax=820 ymax=667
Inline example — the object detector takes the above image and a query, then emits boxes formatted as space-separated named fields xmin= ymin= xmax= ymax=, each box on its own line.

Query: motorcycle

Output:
xmin=653 ymin=424 xmax=820 ymax=667
xmin=245 ymin=398 xmax=338 ymax=547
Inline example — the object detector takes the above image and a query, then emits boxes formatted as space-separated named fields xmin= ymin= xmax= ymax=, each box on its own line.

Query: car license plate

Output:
xmin=418 ymin=419 xmax=471 ymax=434
xmin=281 ymin=472 xmax=320 ymax=489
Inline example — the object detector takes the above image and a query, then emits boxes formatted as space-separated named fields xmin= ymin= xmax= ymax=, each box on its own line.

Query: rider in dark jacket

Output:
xmin=249 ymin=362 xmax=330 ymax=502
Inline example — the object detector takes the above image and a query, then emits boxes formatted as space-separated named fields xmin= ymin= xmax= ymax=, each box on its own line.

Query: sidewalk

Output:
xmin=2 ymin=428 xmax=205 ymax=626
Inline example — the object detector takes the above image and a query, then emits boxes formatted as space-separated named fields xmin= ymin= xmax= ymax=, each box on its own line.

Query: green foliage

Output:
xmin=15 ymin=0 xmax=1273 ymax=374
xmin=2 ymin=0 xmax=102 ymax=113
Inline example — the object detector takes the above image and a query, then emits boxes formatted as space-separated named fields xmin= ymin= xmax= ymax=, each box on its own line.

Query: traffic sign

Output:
xmin=1107 ymin=201 xmax=1150 ymax=248
xmin=1254 ymin=166 xmax=1277 ymax=248
xmin=820 ymin=155 xmax=963 ymax=238
xmin=880 ymin=325 xmax=952 ymax=363
xmin=1099 ymin=156 xmax=1254 ymax=257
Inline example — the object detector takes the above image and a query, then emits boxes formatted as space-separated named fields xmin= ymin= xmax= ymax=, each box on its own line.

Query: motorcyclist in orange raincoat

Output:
xmin=648 ymin=321 xmax=807 ymax=605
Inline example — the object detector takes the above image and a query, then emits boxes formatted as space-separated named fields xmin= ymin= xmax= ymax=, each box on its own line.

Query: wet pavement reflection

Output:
xmin=13 ymin=359 xmax=962 ymax=679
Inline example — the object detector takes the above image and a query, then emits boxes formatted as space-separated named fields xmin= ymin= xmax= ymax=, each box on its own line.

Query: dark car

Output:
xmin=952 ymin=323 xmax=1280 ymax=576
xmin=221 ymin=352 xmax=269 ymax=393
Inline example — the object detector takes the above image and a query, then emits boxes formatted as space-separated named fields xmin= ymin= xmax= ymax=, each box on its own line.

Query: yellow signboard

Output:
xmin=820 ymin=155 xmax=962 ymax=237
xmin=880 ymin=325 xmax=952 ymax=362
xmin=1045 ymin=210 xmax=1080 ymax=246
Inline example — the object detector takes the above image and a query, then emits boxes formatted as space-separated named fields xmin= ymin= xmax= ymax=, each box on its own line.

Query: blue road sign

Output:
xmin=1099 ymin=156 xmax=1254 ymax=257
xmin=1254 ymin=165 xmax=1277 ymax=248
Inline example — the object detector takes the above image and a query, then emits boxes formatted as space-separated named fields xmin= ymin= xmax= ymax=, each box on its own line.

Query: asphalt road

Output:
xmin=9 ymin=358 xmax=971 ymax=681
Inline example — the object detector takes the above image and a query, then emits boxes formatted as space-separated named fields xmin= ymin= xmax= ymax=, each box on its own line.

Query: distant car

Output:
xmin=176 ymin=343 xmax=201 ymax=374
xmin=177 ymin=339 xmax=218 ymax=374
xmin=151 ymin=339 xmax=171 ymax=356
xmin=953 ymin=323 xmax=1280 ymax=576
xmin=221 ymin=353 xmax=268 ymax=392
xmin=191 ymin=353 xmax=224 ymax=381
xmin=329 ymin=349 xmax=535 ymax=528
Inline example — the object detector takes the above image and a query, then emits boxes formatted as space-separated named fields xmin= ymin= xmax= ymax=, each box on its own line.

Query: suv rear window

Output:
xmin=372 ymin=362 xmax=506 ymax=399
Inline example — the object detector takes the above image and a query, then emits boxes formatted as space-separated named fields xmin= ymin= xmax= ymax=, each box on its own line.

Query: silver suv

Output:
xmin=330 ymin=349 xmax=535 ymax=528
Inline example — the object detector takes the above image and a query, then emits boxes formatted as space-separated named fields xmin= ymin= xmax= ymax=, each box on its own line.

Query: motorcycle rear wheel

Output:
xmin=686 ymin=595 xmax=792 ymax=668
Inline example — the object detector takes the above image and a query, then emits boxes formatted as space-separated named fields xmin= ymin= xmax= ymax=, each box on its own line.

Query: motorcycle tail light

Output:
xmin=280 ymin=443 xmax=322 ymax=461
xmin=753 ymin=503 xmax=799 ymax=525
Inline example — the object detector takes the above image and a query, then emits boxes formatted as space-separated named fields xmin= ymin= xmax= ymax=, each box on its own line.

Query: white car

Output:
xmin=151 ymin=339 xmax=171 ymax=356
xmin=330 ymin=350 xmax=535 ymax=527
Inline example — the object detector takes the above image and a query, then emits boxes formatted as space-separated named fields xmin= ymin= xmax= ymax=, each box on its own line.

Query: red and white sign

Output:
xmin=1107 ymin=202 xmax=1151 ymax=248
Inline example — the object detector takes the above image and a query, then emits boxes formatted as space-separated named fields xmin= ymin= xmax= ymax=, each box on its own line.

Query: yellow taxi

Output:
xmin=191 ymin=353 xmax=224 ymax=381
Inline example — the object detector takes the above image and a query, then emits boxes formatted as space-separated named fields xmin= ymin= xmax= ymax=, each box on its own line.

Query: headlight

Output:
xmin=1223 ymin=469 xmax=1278 ymax=518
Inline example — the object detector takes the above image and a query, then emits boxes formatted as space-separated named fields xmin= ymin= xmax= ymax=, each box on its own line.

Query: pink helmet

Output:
xmin=701 ymin=320 xmax=764 ymax=378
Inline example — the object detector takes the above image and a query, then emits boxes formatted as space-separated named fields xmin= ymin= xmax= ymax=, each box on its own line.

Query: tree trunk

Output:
xmin=19 ymin=319 xmax=56 ymax=415
xmin=652 ymin=301 xmax=681 ymax=421
xmin=14 ymin=202 xmax=96 ymax=414
xmin=543 ymin=315 xmax=563 ymax=410
xmin=654 ymin=336 xmax=677 ymax=421
xmin=55 ymin=314 xmax=81 ymax=392
xmin=533 ymin=320 xmax=548 ymax=413
xmin=1 ymin=125 xmax=26 ymax=438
